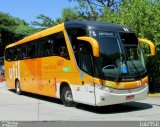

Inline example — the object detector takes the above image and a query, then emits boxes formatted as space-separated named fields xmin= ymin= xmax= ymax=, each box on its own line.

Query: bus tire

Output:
xmin=15 ymin=80 xmax=22 ymax=95
xmin=61 ymin=86 xmax=77 ymax=107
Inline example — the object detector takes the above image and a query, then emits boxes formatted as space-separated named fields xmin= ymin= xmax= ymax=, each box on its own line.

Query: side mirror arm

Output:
xmin=77 ymin=37 xmax=100 ymax=57
xmin=138 ymin=38 xmax=155 ymax=56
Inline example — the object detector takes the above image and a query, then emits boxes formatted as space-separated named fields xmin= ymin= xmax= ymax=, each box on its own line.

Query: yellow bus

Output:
xmin=4 ymin=21 xmax=155 ymax=106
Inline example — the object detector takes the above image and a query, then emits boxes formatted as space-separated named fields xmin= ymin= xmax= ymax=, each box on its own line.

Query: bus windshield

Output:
xmin=90 ymin=31 xmax=146 ymax=81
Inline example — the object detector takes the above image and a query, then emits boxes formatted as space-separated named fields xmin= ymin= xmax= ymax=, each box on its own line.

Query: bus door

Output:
xmin=75 ymin=44 xmax=96 ymax=106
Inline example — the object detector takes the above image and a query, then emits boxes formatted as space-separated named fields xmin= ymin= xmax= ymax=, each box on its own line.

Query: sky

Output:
xmin=0 ymin=0 xmax=78 ymax=23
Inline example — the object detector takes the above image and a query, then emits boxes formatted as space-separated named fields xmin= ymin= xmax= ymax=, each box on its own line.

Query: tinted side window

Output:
xmin=44 ymin=39 xmax=53 ymax=56
xmin=5 ymin=48 xmax=13 ymax=61
xmin=54 ymin=32 xmax=70 ymax=60
xmin=5 ymin=48 xmax=19 ymax=61
xmin=78 ymin=44 xmax=93 ymax=75
xmin=37 ymin=32 xmax=69 ymax=59
xmin=37 ymin=39 xmax=44 ymax=57
xmin=21 ymin=45 xmax=27 ymax=59
xmin=39 ymin=37 xmax=56 ymax=57
xmin=5 ymin=32 xmax=70 ymax=61
xmin=27 ymin=42 xmax=37 ymax=59
xmin=66 ymin=28 xmax=87 ymax=63
xmin=16 ymin=46 xmax=23 ymax=60
xmin=12 ymin=48 xmax=18 ymax=60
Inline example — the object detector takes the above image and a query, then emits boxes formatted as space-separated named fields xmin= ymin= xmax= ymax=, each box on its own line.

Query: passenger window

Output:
xmin=21 ymin=45 xmax=27 ymax=59
xmin=37 ymin=33 xmax=68 ymax=58
xmin=13 ymin=49 xmax=18 ymax=60
xmin=37 ymin=39 xmax=44 ymax=57
xmin=6 ymin=48 xmax=13 ymax=61
xmin=54 ymin=32 xmax=70 ymax=60
xmin=28 ymin=43 xmax=36 ymax=58
xmin=43 ymin=39 xmax=55 ymax=56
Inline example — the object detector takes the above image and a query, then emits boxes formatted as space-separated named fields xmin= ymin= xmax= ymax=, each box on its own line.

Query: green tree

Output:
xmin=32 ymin=7 xmax=84 ymax=28
xmin=31 ymin=14 xmax=55 ymax=28
xmin=99 ymin=0 xmax=160 ymax=47
xmin=0 ymin=12 xmax=37 ymax=56
xmin=0 ymin=12 xmax=17 ymax=32
xmin=68 ymin=0 xmax=122 ymax=20
xmin=15 ymin=24 xmax=37 ymax=38
xmin=61 ymin=7 xmax=81 ymax=21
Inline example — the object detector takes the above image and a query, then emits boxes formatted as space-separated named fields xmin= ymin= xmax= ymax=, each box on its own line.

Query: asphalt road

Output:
xmin=0 ymin=82 xmax=160 ymax=121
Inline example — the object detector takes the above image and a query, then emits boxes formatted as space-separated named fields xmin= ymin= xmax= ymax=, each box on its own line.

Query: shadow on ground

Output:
xmin=9 ymin=89 xmax=153 ymax=114
xmin=9 ymin=89 xmax=63 ymax=105
xmin=76 ymin=102 xmax=153 ymax=114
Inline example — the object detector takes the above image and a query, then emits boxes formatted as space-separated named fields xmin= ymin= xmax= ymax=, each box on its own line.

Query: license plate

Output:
xmin=126 ymin=95 xmax=134 ymax=100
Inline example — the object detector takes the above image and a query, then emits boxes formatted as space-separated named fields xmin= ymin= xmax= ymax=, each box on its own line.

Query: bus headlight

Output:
xmin=95 ymin=84 xmax=113 ymax=92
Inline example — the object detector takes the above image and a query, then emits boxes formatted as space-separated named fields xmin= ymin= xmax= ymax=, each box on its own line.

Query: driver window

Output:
xmin=78 ymin=44 xmax=93 ymax=75
xmin=66 ymin=28 xmax=87 ymax=63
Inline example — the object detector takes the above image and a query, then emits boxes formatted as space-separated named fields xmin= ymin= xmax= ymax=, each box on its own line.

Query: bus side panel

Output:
xmin=5 ymin=59 xmax=38 ymax=93
xmin=35 ymin=57 xmax=57 ymax=97
xmin=71 ymin=72 xmax=96 ymax=106
xmin=4 ymin=61 xmax=17 ymax=89
xmin=18 ymin=57 xmax=57 ymax=97
xmin=32 ymin=57 xmax=76 ymax=98
xmin=21 ymin=59 xmax=37 ymax=93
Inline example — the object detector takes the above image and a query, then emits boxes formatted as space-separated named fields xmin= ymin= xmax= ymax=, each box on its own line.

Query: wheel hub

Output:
xmin=65 ymin=91 xmax=73 ymax=102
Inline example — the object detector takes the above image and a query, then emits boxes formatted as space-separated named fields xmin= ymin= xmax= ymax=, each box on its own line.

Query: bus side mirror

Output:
xmin=138 ymin=38 xmax=155 ymax=56
xmin=77 ymin=37 xmax=100 ymax=57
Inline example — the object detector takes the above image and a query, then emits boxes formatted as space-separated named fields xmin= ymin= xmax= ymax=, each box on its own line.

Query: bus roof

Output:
xmin=64 ymin=21 xmax=132 ymax=32
xmin=6 ymin=21 xmax=132 ymax=49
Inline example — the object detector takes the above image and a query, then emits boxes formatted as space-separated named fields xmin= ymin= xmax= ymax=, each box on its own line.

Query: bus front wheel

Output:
xmin=15 ymin=80 xmax=22 ymax=95
xmin=61 ymin=86 xmax=77 ymax=107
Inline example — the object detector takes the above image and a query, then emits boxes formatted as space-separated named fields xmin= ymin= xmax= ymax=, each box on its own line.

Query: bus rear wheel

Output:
xmin=15 ymin=80 xmax=22 ymax=95
xmin=61 ymin=86 xmax=77 ymax=107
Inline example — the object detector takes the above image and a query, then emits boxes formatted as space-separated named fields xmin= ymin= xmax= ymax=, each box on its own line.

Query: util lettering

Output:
xmin=9 ymin=61 xmax=20 ymax=80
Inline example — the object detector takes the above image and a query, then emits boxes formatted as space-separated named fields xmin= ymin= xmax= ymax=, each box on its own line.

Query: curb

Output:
xmin=148 ymin=94 xmax=160 ymax=97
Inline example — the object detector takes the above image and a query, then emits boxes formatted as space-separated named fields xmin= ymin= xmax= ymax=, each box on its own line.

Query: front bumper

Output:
xmin=95 ymin=84 xmax=148 ymax=106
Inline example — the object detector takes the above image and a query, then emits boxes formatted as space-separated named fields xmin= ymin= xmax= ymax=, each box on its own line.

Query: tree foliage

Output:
xmin=99 ymin=0 xmax=160 ymax=54
xmin=0 ymin=12 xmax=37 ymax=56
xmin=0 ymin=12 xmax=17 ymax=32
xmin=55 ymin=7 xmax=82 ymax=24
xmin=31 ymin=14 xmax=55 ymax=28
xmin=100 ymin=0 xmax=160 ymax=39
xmin=61 ymin=7 xmax=81 ymax=21
xmin=31 ymin=7 xmax=84 ymax=28
xmin=68 ymin=0 xmax=122 ymax=20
